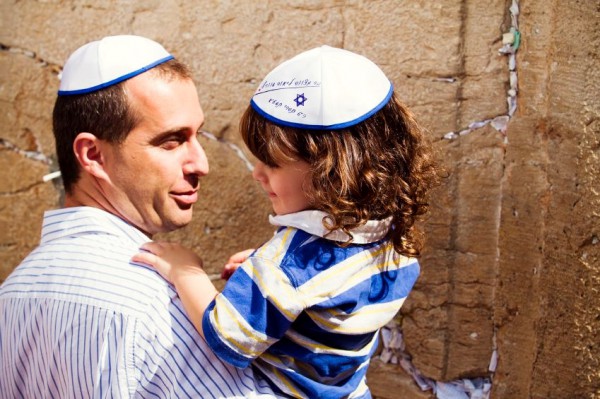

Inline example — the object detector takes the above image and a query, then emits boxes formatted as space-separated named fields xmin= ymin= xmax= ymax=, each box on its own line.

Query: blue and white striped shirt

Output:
xmin=0 ymin=206 xmax=276 ymax=399
xmin=202 ymin=210 xmax=420 ymax=399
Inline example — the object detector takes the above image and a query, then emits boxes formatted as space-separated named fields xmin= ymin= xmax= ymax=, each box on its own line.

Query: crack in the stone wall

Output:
xmin=442 ymin=0 xmax=520 ymax=142
xmin=200 ymin=130 xmax=254 ymax=171
xmin=0 ymin=180 xmax=45 ymax=197
xmin=0 ymin=138 xmax=53 ymax=165
xmin=0 ymin=42 xmax=62 ymax=72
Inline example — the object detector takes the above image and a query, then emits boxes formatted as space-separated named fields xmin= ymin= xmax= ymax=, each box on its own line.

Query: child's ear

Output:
xmin=72 ymin=132 xmax=109 ymax=180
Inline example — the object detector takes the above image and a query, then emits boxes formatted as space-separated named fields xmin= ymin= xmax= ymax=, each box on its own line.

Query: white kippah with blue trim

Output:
xmin=250 ymin=45 xmax=393 ymax=130
xmin=58 ymin=35 xmax=174 ymax=96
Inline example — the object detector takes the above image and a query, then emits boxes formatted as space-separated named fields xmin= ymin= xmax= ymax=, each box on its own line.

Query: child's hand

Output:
xmin=133 ymin=241 xmax=203 ymax=284
xmin=221 ymin=248 xmax=255 ymax=280
xmin=134 ymin=242 xmax=216 ymax=338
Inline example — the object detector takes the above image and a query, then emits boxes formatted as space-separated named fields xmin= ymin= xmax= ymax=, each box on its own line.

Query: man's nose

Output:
xmin=183 ymin=137 xmax=209 ymax=176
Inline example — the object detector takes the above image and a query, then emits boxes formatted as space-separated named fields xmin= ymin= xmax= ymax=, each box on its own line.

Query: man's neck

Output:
xmin=63 ymin=188 xmax=154 ymax=239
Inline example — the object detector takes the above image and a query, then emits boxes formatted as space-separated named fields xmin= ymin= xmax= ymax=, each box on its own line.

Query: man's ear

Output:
xmin=73 ymin=132 xmax=109 ymax=180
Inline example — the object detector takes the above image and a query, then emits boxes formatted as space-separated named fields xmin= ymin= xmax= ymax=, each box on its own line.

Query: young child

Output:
xmin=134 ymin=45 xmax=439 ymax=399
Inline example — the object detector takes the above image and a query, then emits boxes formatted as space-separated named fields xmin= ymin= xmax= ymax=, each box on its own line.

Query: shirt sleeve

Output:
xmin=203 ymin=254 xmax=306 ymax=368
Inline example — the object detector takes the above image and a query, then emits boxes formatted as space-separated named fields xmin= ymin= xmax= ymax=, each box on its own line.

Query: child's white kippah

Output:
xmin=251 ymin=45 xmax=393 ymax=130
xmin=58 ymin=35 xmax=174 ymax=96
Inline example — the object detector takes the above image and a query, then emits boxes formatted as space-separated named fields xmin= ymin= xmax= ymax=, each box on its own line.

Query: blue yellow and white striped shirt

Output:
xmin=0 ymin=207 xmax=276 ymax=399
xmin=202 ymin=210 xmax=420 ymax=399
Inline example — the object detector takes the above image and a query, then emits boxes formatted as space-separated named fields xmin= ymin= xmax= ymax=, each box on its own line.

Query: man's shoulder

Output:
xmin=3 ymin=233 xmax=175 ymax=318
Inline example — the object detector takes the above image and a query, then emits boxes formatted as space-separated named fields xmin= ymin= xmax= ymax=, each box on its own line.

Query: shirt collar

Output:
xmin=40 ymin=206 xmax=150 ymax=246
xmin=269 ymin=210 xmax=391 ymax=244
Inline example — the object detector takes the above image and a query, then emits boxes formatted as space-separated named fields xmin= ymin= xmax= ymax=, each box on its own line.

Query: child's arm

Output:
xmin=221 ymin=248 xmax=255 ymax=280
xmin=132 ymin=242 xmax=217 ymax=338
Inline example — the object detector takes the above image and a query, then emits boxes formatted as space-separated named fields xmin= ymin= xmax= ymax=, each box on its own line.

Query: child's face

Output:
xmin=252 ymin=159 xmax=312 ymax=215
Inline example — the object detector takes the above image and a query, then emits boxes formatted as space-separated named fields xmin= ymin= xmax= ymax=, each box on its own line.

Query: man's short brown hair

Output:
xmin=52 ymin=59 xmax=192 ymax=194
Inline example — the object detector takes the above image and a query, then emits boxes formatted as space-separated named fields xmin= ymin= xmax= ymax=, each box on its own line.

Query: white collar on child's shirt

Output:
xmin=269 ymin=210 xmax=392 ymax=244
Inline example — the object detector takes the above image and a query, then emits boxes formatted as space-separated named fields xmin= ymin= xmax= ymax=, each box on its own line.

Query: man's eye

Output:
xmin=159 ymin=136 xmax=185 ymax=149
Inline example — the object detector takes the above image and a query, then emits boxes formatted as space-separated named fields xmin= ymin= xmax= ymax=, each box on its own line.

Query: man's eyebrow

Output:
xmin=159 ymin=128 xmax=187 ymax=136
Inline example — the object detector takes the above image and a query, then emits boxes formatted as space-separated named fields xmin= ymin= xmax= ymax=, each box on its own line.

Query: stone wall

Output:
xmin=1 ymin=1 xmax=598 ymax=398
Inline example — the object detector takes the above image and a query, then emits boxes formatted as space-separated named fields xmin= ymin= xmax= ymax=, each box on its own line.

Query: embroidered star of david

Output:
xmin=294 ymin=93 xmax=307 ymax=106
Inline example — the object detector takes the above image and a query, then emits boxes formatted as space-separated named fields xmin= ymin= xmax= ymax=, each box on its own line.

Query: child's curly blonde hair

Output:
xmin=240 ymin=92 xmax=440 ymax=258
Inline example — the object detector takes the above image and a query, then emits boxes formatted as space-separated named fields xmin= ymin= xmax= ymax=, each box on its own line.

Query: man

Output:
xmin=0 ymin=35 xmax=275 ymax=398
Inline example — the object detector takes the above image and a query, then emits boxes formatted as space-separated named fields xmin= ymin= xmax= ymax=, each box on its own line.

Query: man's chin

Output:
xmin=169 ymin=212 xmax=194 ymax=230
xmin=151 ymin=211 xmax=194 ymax=235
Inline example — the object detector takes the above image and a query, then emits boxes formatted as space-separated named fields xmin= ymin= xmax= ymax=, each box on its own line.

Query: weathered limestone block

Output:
xmin=459 ymin=0 xmax=508 ymax=125
xmin=576 ymin=76 xmax=600 ymax=398
xmin=367 ymin=359 xmax=434 ymax=399
xmin=493 ymin=116 xmax=551 ymax=398
xmin=0 ymin=151 xmax=59 ymax=279
xmin=402 ymin=301 xmax=449 ymax=379
xmin=1 ymin=148 xmax=47 ymax=194
xmin=400 ymin=79 xmax=460 ymax=139
xmin=404 ymin=126 xmax=505 ymax=381
xmin=344 ymin=1 xmax=462 ymax=78
xmin=460 ymin=74 xmax=507 ymax=126
xmin=344 ymin=1 xmax=463 ymax=137
xmin=0 ymin=52 xmax=57 ymax=155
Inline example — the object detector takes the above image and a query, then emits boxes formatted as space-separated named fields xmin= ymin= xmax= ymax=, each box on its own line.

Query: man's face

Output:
xmin=100 ymin=72 xmax=208 ymax=236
